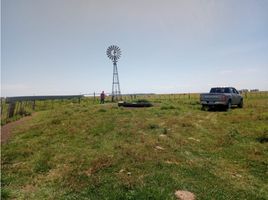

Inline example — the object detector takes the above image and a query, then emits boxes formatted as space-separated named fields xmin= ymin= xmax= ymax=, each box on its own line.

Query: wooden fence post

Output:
xmin=32 ymin=100 xmax=36 ymax=110
xmin=8 ymin=103 xmax=16 ymax=118
xmin=19 ymin=101 xmax=24 ymax=115
xmin=94 ymin=92 xmax=96 ymax=103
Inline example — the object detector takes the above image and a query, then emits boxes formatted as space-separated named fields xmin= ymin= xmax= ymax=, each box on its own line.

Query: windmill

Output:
xmin=106 ymin=45 xmax=122 ymax=102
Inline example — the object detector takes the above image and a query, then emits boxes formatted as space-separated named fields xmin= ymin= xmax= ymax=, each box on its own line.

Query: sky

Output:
xmin=1 ymin=0 xmax=268 ymax=97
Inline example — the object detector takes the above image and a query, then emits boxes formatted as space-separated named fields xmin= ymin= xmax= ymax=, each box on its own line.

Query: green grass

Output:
xmin=1 ymin=94 xmax=268 ymax=199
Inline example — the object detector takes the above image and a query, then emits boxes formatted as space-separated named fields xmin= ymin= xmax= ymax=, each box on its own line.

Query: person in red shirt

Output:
xmin=100 ymin=91 xmax=105 ymax=104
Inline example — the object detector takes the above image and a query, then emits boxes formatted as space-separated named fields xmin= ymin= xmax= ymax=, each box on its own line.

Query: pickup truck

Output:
xmin=200 ymin=87 xmax=243 ymax=111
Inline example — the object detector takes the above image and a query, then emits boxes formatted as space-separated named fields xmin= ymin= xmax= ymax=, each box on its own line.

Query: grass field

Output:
xmin=1 ymin=93 xmax=268 ymax=199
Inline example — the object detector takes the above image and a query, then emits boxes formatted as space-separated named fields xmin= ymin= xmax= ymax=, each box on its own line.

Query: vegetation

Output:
xmin=1 ymin=93 xmax=268 ymax=199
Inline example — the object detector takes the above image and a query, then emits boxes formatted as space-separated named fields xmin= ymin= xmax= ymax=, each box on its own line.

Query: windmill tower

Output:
xmin=106 ymin=45 xmax=122 ymax=102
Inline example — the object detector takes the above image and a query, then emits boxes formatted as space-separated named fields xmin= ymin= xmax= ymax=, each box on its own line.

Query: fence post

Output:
xmin=94 ymin=92 xmax=96 ymax=103
xmin=19 ymin=101 xmax=23 ymax=115
xmin=32 ymin=100 xmax=36 ymax=110
xmin=8 ymin=103 xmax=16 ymax=118
xmin=17 ymin=102 xmax=22 ymax=115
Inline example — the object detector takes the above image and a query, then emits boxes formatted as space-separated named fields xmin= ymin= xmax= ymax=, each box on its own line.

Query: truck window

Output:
xmin=230 ymin=88 xmax=237 ymax=93
xmin=210 ymin=88 xmax=224 ymax=93
xmin=233 ymin=88 xmax=239 ymax=94
xmin=210 ymin=88 xmax=231 ymax=93
xmin=210 ymin=88 xmax=216 ymax=93
xmin=224 ymin=88 xmax=231 ymax=93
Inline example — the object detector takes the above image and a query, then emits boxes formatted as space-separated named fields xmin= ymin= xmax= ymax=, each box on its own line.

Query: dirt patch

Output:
xmin=175 ymin=190 xmax=196 ymax=200
xmin=1 ymin=113 xmax=36 ymax=144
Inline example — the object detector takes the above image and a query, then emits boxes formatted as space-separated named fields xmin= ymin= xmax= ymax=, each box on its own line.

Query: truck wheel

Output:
xmin=238 ymin=99 xmax=243 ymax=108
xmin=225 ymin=100 xmax=231 ymax=111
xmin=201 ymin=105 xmax=207 ymax=111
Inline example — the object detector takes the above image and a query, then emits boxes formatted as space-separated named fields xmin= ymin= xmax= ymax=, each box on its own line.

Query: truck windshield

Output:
xmin=210 ymin=88 xmax=230 ymax=93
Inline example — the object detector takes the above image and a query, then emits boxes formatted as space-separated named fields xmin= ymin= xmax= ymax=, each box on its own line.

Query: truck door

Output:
xmin=233 ymin=88 xmax=242 ymax=104
xmin=231 ymin=88 xmax=239 ymax=104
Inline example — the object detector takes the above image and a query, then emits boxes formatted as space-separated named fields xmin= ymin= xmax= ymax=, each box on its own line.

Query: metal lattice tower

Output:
xmin=106 ymin=45 xmax=122 ymax=102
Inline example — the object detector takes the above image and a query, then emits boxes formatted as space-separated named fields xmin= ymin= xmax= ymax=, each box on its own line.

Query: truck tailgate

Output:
xmin=200 ymin=93 xmax=223 ymax=101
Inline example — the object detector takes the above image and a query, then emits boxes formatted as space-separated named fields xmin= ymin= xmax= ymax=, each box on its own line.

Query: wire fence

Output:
xmin=1 ymin=91 xmax=268 ymax=125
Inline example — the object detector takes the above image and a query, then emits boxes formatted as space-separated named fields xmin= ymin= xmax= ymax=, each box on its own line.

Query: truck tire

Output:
xmin=238 ymin=99 xmax=243 ymax=108
xmin=225 ymin=100 xmax=232 ymax=111
xmin=201 ymin=105 xmax=207 ymax=111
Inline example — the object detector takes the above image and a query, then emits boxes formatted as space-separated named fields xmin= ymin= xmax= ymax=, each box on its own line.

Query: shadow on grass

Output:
xmin=202 ymin=106 xmax=241 ymax=112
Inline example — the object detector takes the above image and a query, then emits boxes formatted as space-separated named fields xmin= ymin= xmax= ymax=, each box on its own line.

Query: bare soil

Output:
xmin=1 ymin=114 xmax=36 ymax=144
xmin=175 ymin=190 xmax=196 ymax=200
